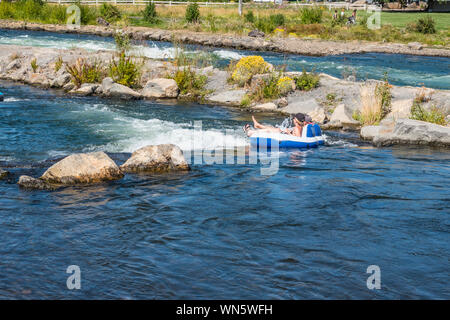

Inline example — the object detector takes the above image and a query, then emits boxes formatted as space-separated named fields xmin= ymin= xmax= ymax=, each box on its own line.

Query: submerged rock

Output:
xmin=18 ymin=175 xmax=57 ymax=191
xmin=41 ymin=151 xmax=124 ymax=184
xmin=120 ymin=144 xmax=190 ymax=173
xmin=361 ymin=118 xmax=450 ymax=147
xmin=0 ymin=169 xmax=9 ymax=179
xmin=101 ymin=77 xmax=141 ymax=100
xmin=141 ymin=78 xmax=179 ymax=99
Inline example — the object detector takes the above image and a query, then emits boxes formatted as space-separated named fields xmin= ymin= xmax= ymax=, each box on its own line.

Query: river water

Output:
xmin=0 ymin=29 xmax=449 ymax=299
xmin=0 ymin=80 xmax=449 ymax=299
xmin=1 ymin=29 xmax=450 ymax=89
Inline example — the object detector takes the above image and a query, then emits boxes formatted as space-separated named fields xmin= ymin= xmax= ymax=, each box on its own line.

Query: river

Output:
xmin=0 ymin=79 xmax=449 ymax=299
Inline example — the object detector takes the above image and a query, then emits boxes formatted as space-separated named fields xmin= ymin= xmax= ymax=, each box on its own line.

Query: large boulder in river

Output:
xmin=141 ymin=78 xmax=179 ymax=99
xmin=120 ymin=144 xmax=190 ymax=173
xmin=41 ymin=152 xmax=124 ymax=184
xmin=361 ymin=118 xmax=450 ymax=147
xmin=101 ymin=77 xmax=141 ymax=100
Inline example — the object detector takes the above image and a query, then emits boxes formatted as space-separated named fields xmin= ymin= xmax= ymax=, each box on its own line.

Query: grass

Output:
xmin=410 ymin=101 xmax=447 ymax=125
xmin=0 ymin=3 xmax=448 ymax=47
xmin=353 ymin=80 xmax=392 ymax=126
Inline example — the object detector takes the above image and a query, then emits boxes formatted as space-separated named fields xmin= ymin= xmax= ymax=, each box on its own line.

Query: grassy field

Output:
xmin=380 ymin=12 xmax=450 ymax=31
xmin=0 ymin=1 xmax=449 ymax=47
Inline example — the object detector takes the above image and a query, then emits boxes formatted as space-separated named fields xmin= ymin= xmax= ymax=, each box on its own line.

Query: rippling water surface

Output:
xmin=0 ymin=81 xmax=449 ymax=299
xmin=1 ymin=29 xmax=449 ymax=89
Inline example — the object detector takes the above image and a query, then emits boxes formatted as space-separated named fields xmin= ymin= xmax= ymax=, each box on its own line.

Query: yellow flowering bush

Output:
xmin=231 ymin=56 xmax=271 ymax=86
xmin=277 ymin=76 xmax=295 ymax=95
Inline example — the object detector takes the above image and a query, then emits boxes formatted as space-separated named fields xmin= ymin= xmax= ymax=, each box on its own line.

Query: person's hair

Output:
xmin=294 ymin=113 xmax=306 ymax=123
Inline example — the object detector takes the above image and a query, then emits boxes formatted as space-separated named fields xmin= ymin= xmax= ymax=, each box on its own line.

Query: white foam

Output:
xmin=75 ymin=104 xmax=248 ymax=153
xmin=213 ymin=50 xmax=244 ymax=60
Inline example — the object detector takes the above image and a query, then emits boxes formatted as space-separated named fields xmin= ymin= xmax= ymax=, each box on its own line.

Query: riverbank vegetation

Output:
xmin=353 ymin=75 xmax=392 ymax=126
xmin=410 ymin=88 xmax=447 ymax=125
xmin=0 ymin=1 xmax=448 ymax=47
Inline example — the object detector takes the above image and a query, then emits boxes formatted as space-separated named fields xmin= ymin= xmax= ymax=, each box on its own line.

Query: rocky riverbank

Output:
xmin=1 ymin=20 xmax=450 ymax=58
xmin=1 ymin=43 xmax=449 ymax=148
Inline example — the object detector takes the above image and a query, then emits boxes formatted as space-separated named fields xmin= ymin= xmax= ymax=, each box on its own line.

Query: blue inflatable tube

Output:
xmin=250 ymin=124 xmax=325 ymax=149
xmin=0 ymin=92 xmax=4 ymax=102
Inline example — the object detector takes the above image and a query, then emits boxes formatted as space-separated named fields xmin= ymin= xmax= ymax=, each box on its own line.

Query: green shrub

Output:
xmin=54 ymin=56 xmax=63 ymax=72
xmin=77 ymin=2 xmax=98 ymax=25
xmin=108 ymin=52 xmax=141 ymax=88
xmin=415 ymin=16 xmax=436 ymax=34
xmin=254 ymin=17 xmax=277 ymax=34
xmin=114 ymin=32 xmax=131 ymax=52
xmin=244 ymin=10 xmax=255 ymax=24
xmin=185 ymin=2 xmax=200 ymax=23
xmin=171 ymin=67 xmax=208 ymax=99
xmin=410 ymin=101 xmax=446 ymax=125
xmin=66 ymin=58 xmax=105 ymax=87
xmin=143 ymin=2 xmax=158 ymax=24
xmin=294 ymin=70 xmax=320 ymax=91
xmin=269 ymin=13 xmax=285 ymax=27
xmin=30 ymin=58 xmax=38 ymax=73
xmin=100 ymin=3 xmax=121 ymax=22
xmin=299 ymin=6 xmax=323 ymax=24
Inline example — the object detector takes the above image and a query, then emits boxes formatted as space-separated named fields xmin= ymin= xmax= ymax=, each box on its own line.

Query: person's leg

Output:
xmin=252 ymin=116 xmax=277 ymax=130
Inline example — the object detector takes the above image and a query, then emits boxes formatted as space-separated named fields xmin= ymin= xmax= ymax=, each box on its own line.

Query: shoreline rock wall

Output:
xmin=1 ymin=20 xmax=449 ymax=58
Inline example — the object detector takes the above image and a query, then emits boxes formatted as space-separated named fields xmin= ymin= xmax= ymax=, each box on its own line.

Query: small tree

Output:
xmin=143 ymin=2 xmax=157 ymax=23
xmin=186 ymin=2 xmax=200 ymax=23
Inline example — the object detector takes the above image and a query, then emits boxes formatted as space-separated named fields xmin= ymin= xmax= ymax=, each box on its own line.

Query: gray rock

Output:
xmin=6 ymin=59 xmax=20 ymax=71
xmin=120 ymin=144 xmax=190 ymax=173
xmin=41 ymin=151 xmax=124 ymax=185
xmin=63 ymin=82 xmax=75 ymax=92
xmin=253 ymin=102 xmax=278 ymax=111
xmin=361 ymin=118 xmax=450 ymax=147
xmin=141 ymin=78 xmax=179 ymax=99
xmin=277 ymin=97 xmax=288 ymax=108
xmin=0 ymin=169 xmax=9 ymax=179
xmin=206 ymin=89 xmax=247 ymax=106
xmin=407 ymin=42 xmax=423 ymax=50
xmin=281 ymin=98 xmax=320 ymax=115
xmin=205 ymin=70 xmax=229 ymax=92
xmin=70 ymin=83 xmax=99 ymax=96
xmin=51 ymin=73 xmax=71 ymax=88
xmin=308 ymin=107 xmax=328 ymax=124
xmin=18 ymin=175 xmax=57 ymax=191
xmin=96 ymin=17 xmax=110 ymax=26
xmin=101 ymin=77 xmax=141 ymax=100
xmin=27 ymin=73 xmax=49 ymax=87
xmin=248 ymin=30 xmax=265 ymax=38
xmin=329 ymin=104 xmax=360 ymax=127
